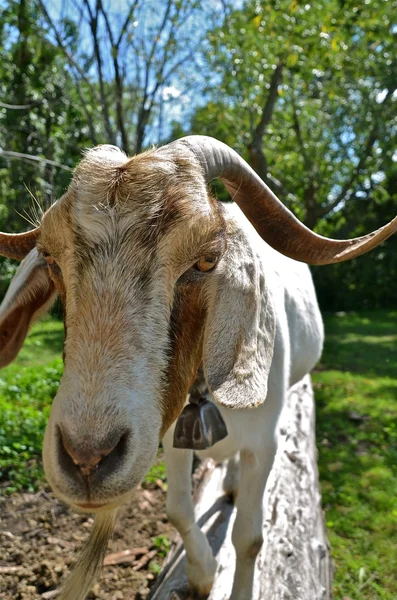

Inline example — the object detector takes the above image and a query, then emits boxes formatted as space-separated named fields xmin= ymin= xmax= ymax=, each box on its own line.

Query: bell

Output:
xmin=173 ymin=397 xmax=228 ymax=450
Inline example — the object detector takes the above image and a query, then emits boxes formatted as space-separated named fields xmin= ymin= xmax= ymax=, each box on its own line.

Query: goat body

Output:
xmin=163 ymin=203 xmax=324 ymax=598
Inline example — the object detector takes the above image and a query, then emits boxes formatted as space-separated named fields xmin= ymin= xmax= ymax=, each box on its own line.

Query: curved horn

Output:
xmin=172 ymin=136 xmax=397 ymax=265
xmin=0 ymin=228 xmax=40 ymax=260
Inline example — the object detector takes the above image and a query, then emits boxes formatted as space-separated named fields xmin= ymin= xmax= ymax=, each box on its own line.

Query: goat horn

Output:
xmin=173 ymin=136 xmax=397 ymax=265
xmin=0 ymin=228 xmax=40 ymax=260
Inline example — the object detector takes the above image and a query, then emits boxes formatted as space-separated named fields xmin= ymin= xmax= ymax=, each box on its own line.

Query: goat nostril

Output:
xmin=77 ymin=460 xmax=101 ymax=478
xmin=57 ymin=425 xmax=129 ymax=480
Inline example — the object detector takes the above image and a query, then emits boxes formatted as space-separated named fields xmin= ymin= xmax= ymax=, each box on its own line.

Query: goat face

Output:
xmin=2 ymin=145 xmax=226 ymax=509
xmin=44 ymin=146 xmax=230 ymax=509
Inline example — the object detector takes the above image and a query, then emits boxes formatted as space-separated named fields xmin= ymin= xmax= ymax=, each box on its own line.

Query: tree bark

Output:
xmin=247 ymin=62 xmax=283 ymax=185
xmin=149 ymin=376 xmax=332 ymax=600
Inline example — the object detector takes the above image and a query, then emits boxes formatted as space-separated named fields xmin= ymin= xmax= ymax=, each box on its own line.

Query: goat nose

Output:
xmin=57 ymin=425 xmax=128 ymax=479
xmin=62 ymin=444 xmax=104 ymax=477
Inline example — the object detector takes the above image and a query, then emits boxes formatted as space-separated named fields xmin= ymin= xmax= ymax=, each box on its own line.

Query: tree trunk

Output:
xmin=149 ymin=376 xmax=333 ymax=600
xmin=247 ymin=62 xmax=283 ymax=184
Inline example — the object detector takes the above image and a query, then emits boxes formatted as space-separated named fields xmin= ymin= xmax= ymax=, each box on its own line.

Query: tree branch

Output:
xmin=291 ymin=96 xmax=312 ymax=174
xmin=135 ymin=0 xmax=174 ymax=152
xmin=318 ymin=85 xmax=396 ymax=221
xmin=82 ymin=0 xmax=116 ymax=144
xmin=290 ymin=90 xmax=320 ymax=228
xmin=0 ymin=150 xmax=73 ymax=171
xmin=116 ymin=0 xmax=140 ymax=49
xmin=0 ymin=101 xmax=41 ymax=110
xmin=98 ymin=0 xmax=130 ymax=153
xmin=72 ymin=75 xmax=99 ymax=145
xmin=37 ymin=0 xmax=96 ymax=94
xmin=252 ymin=62 xmax=284 ymax=147
xmin=247 ymin=61 xmax=284 ymax=182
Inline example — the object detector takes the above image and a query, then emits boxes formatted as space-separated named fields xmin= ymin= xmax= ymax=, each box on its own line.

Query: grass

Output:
xmin=7 ymin=316 xmax=65 ymax=368
xmin=0 ymin=310 xmax=396 ymax=598
xmin=0 ymin=318 xmax=64 ymax=492
xmin=313 ymin=310 xmax=397 ymax=600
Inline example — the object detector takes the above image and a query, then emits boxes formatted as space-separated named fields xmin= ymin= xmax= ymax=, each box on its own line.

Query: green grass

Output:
xmin=0 ymin=311 xmax=396 ymax=598
xmin=0 ymin=317 xmax=64 ymax=492
xmin=7 ymin=316 xmax=65 ymax=368
xmin=313 ymin=310 xmax=397 ymax=600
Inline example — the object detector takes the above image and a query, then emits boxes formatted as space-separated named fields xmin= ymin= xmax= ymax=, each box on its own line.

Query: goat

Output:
xmin=0 ymin=136 xmax=396 ymax=600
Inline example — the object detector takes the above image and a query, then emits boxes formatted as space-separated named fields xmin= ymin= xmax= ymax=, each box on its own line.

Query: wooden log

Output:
xmin=149 ymin=375 xmax=332 ymax=600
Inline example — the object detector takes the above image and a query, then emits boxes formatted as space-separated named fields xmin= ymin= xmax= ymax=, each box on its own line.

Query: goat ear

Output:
xmin=0 ymin=249 xmax=56 ymax=368
xmin=203 ymin=229 xmax=276 ymax=409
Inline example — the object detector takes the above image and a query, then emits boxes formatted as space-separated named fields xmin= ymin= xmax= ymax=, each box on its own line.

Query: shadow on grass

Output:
xmin=323 ymin=310 xmax=397 ymax=335
xmin=26 ymin=329 xmax=64 ymax=353
xmin=321 ymin=310 xmax=397 ymax=378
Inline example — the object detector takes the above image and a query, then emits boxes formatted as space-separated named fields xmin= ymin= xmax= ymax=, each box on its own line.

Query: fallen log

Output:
xmin=149 ymin=375 xmax=332 ymax=600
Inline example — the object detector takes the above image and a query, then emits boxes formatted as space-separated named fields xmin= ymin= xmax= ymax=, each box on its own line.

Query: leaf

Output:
xmin=253 ymin=15 xmax=261 ymax=28
xmin=286 ymin=53 xmax=299 ymax=67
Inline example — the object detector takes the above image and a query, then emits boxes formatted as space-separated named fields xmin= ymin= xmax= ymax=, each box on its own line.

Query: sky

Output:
xmin=43 ymin=0 xmax=227 ymax=145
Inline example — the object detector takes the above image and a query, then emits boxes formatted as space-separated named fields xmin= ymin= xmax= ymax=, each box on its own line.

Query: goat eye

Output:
xmin=196 ymin=256 xmax=218 ymax=273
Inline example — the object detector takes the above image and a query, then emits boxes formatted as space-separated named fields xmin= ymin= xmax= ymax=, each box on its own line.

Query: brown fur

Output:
xmin=160 ymin=283 xmax=207 ymax=437
xmin=0 ymin=257 xmax=56 ymax=368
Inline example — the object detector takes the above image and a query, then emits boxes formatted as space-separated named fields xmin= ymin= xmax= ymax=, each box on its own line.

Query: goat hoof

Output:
xmin=225 ymin=487 xmax=239 ymax=503
xmin=186 ymin=555 xmax=217 ymax=599
xmin=188 ymin=574 xmax=215 ymax=598
xmin=188 ymin=582 xmax=213 ymax=599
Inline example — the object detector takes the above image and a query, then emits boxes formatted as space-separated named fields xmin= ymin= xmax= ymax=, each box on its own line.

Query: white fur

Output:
xmin=163 ymin=204 xmax=324 ymax=599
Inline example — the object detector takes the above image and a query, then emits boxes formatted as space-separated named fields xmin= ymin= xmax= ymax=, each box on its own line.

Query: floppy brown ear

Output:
xmin=0 ymin=249 xmax=56 ymax=368
xmin=202 ymin=227 xmax=276 ymax=409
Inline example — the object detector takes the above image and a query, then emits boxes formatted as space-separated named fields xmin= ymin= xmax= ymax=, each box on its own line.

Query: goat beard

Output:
xmin=58 ymin=508 xmax=118 ymax=600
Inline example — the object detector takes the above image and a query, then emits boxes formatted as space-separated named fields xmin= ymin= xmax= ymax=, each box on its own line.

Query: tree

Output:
xmin=0 ymin=0 xmax=89 ymax=231
xmin=0 ymin=0 xmax=90 ymax=297
xmin=185 ymin=0 xmax=396 ymax=230
xmin=38 ymin=0 xmax=210 ymax=154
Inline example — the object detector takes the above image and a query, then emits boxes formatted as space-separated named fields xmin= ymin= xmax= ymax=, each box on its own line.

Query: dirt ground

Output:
xmin=0 ymin=478 xmax=174 ymax=600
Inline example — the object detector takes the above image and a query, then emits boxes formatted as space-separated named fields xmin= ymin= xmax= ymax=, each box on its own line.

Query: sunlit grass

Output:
xmin=313 ymin=310 xmax=397 ymax=600
xmin=7 ymin=315 xmax=65 ymax=368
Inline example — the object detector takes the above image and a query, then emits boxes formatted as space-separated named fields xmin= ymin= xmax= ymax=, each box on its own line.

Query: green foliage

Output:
xmin=0 ymin=317 xmax=64 ymax=492
xmin=7 ymin=316 xmax=64 ymax=367
xmin=0 ymin=359 xmax=62 ymax=492
xmin=313 ymin=190 xmax=397 ymax=311
xmin=145 ymin=460 xmax=167 ymax=485
xmin=0 ymin=0 xmax=90 ymax=234
xmin=313 ymin=310 xmax=397 ymax=599
xmin=152 ymin=534 xmax=171 ymax=558
xmin=180 ymin=0 xmax=397 ymax=310
xmin=0 ymin=257 xmax=17 ymax=299
xmin=196 ymin=0 xmax=395 ymax=223
xmin=149 ymin=534 xmax=171 ymax=576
